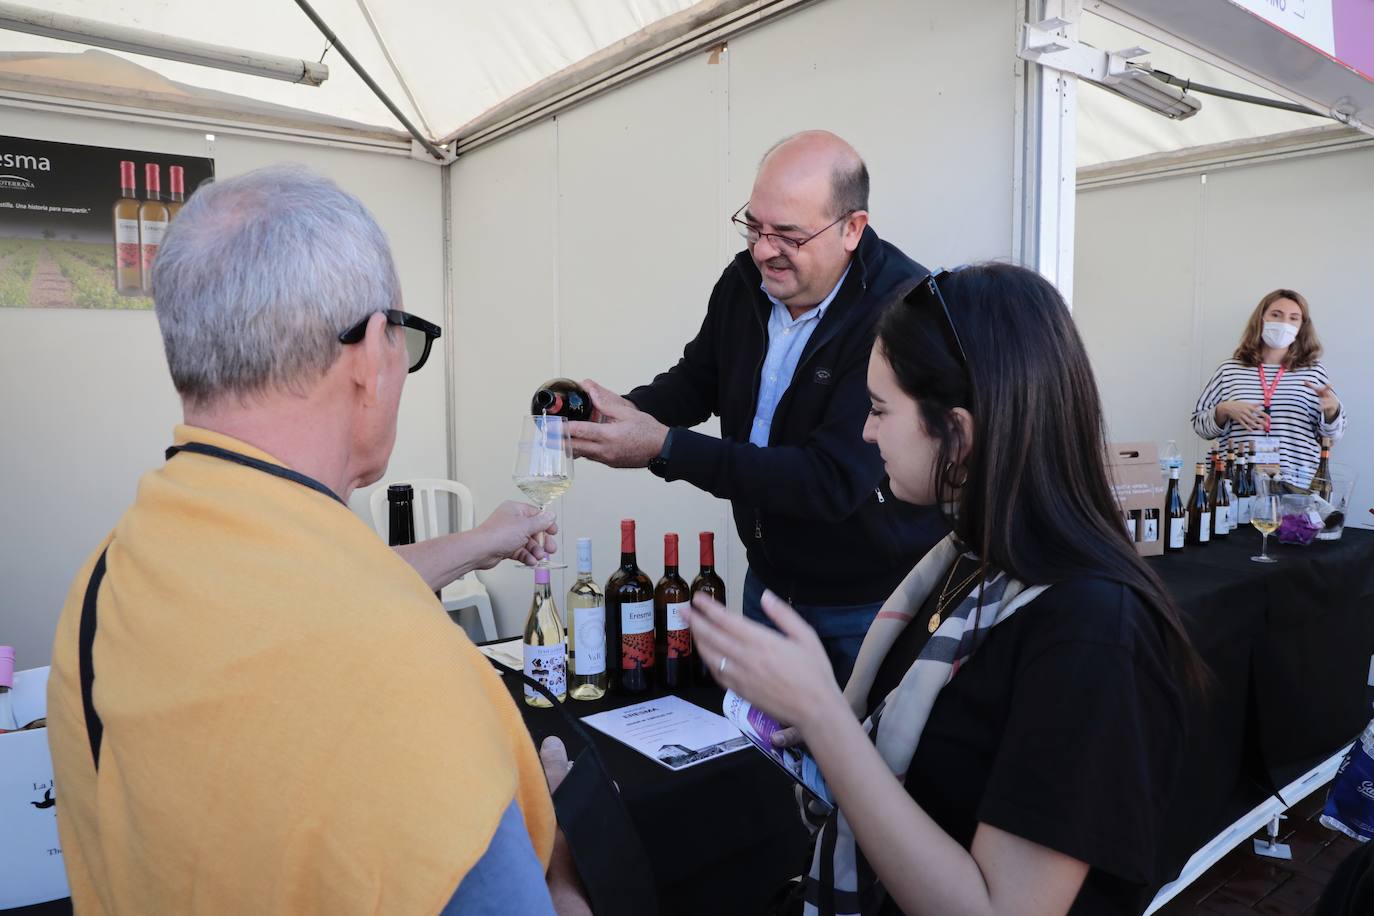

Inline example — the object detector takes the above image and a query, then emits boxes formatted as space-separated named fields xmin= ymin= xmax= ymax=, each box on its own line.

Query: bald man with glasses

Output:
xmin=569 ymin=130 xmax=945 ymax=685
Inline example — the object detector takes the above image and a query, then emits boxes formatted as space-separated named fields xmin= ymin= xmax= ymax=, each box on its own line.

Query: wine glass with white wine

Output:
xmin=1250 ymin=473 xmax=1279 ymax=564
xmin=512 ymin=414 xmax=573 ymax=569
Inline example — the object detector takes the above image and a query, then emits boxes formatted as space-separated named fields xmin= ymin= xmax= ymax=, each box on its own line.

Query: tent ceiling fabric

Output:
xmin=0 ymin=2 xmax=1336 ymax=168
xmin=0 ymin=0 xmax=699 ymax=134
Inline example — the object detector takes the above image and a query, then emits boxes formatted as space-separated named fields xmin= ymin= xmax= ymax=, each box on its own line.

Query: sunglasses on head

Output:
xmin=337 ymin=309 xmax=442 ymax=373
xmin=902 ymin=270 xmax=967 ymax=368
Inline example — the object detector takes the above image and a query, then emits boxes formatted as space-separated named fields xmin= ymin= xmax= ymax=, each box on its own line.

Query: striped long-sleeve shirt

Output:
xmin=1191 ymin=358 xmax=1347 ymax=487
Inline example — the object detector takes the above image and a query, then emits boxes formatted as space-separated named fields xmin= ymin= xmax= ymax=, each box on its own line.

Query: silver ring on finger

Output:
xmin=718 ymin=655 xmax=728 ymax=675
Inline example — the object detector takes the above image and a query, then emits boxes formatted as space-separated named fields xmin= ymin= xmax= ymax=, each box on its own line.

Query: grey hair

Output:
xmin=151 ymin=164 xmax=400 ymax=408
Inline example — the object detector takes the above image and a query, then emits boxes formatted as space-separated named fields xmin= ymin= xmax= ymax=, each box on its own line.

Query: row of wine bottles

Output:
xmin=0 ymin=646 xmax=44 ymax=733
xmin=113 ymin=161 xmax=188 ymax=296
xmin=523 ymin=522 xmax=725 ymax=707
xmin=1162 ymin=441 xmax=1269 ymax=550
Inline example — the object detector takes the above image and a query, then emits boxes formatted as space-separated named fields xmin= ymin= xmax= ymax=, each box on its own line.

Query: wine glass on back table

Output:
xmin=1250 ymin=473 xmax=1279 ymax=564
xmin=513 ymin=414 xmax=572 ymax=569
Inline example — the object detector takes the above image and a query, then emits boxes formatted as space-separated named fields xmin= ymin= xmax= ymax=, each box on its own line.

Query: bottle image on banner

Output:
xmin=112 ymin=160 xmax=142 ymax=295
xmin=690 ymin=532 xmax=726 ymax=684
xmin=167 ymin=165 xmax=186 ymax=221
xmin=605 ymin=519 xmax=655 ymax=694
xmin=530 ymin=378 xmax=593 ymax=421
xmin=1186 ymin=461 xmax=1212 ymax=547
xmin=1165 ymin=466 xmax=1186 ymax=553
xmin=567 ymin=537 xmax=608 ymax=701
xmin=655 ymin=533 xmax=693 ymax=691
xmin=138 ymin=163 xmax=169 ymax=294
xmin=523 ymin=567 xmax=567 ymax=707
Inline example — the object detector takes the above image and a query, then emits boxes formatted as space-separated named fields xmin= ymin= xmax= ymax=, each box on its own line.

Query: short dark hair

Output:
xmin=831 ymin=158 xmax=869 ymax=217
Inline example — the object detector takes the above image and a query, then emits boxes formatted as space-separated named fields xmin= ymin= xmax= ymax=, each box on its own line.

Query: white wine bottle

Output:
xmin=567 ymin=537 xmax=608 ymax=700
xmin=112 ymin=161 xmax=142 ymax=295
xmin=138 ymin=163 xmax=169 ymax=294
xmin=523 ymin=566 xmax=567 ymax=707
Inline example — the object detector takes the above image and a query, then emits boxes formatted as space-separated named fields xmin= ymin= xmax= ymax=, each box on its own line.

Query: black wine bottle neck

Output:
xmin=620 ymin=552 xmax=637 ymax=570
xmin=699 ymin=564 xmax=716 ymax=576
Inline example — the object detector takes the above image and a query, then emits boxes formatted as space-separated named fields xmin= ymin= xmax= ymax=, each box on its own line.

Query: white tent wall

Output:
xmin=449 ymin=0 xmax=1019 ymax=635
xmin=0 ymin=105 xmax=449 ymax=666
xmin=1075 ymin=144 xmax=1374 ymax=527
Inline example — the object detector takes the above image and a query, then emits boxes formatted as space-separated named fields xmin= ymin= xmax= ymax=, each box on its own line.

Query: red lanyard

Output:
xmin=1257 ymin=365 xmax=1285 ymax=433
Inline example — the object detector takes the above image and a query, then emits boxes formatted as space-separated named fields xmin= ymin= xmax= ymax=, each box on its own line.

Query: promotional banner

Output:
xmin=0 ymin=135 xmax=214 ymax=310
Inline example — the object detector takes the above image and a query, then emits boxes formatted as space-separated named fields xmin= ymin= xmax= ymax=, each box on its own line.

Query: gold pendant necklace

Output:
xmin=929 ymin=557 xmax=982 ymax=634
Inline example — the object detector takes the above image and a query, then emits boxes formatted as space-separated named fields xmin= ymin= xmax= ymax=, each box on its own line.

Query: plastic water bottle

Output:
xmin=1161 ymin=439 xmax=1182 ymax=476
xmin=1321 ymin=718 xmax=1374 ymax=842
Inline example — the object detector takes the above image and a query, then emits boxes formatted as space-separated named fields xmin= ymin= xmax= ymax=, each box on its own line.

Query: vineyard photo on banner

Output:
xmin=0 ymin=135 xmax=214 ymax=310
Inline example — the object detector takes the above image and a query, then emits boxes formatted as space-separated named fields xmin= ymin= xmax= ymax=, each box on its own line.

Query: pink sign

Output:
xmin=1334 ymin=0 xmax=1374 ymax=82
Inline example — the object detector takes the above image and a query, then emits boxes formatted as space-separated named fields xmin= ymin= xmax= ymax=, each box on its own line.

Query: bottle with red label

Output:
xmin=655 ymin=533 xmax=693 ymax=691
xmin=138 ymin=163 xmax=170 ymax=294
xmin=112 ymin=161 xmax=142 ymax=295
xmin=605 ymin=519 xmax=655 ymax=693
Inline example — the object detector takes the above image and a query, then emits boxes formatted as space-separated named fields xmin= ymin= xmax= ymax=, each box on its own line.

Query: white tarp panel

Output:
xmin=0 ymin=0 xmax=699 ymax=133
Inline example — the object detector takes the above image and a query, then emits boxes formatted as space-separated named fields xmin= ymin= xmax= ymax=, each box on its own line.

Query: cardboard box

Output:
xmin=0 ymin=666 xmax=70 ymax=909
xmin=1107 ymin=442 xmax=1167 ymax=558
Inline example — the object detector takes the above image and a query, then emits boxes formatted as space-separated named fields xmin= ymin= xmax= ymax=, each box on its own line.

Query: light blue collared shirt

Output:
xmin=748 ymin=266 xmax=851 ymax=447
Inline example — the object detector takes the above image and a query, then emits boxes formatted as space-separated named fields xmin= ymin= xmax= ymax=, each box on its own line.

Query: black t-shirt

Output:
xmin=865 ymin=574 xmax=1185 ymax=916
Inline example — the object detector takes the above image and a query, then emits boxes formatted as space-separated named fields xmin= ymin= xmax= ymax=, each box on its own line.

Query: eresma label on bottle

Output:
xmin=620 ymin=599 xmax=654 ymax=671
xmin=666 ymin=601 xmax=692 ymax=658
xmin=572 ymin=604 xmax=606 ymax=675
xmin=1143 ymin=518 xmax=1159 ymax=542
xmin=140 ymin=220 xmax=167 ymax=271
xmin=116 ymin=219 xmax=140 ymax=269
xmin=1169 ymin=519 xmax=1185 ymax=549
xmin=1199 ymin=516 xmax=1211 ymax=542
xmin=524 ymin=642 xmax=566 ymax=701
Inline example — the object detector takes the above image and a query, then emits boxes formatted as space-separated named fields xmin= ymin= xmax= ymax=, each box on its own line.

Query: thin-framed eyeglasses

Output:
xmin=902 ymin=270 xmax=968 ymax=368
xmin=730 ymin=203 xmax=853 ymax=252
xmin=337 ymin=309 xmax=443 ymax=373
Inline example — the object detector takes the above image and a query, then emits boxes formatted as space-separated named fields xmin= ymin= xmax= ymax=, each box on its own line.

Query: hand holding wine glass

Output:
xmin=1250 ymin=473 xmax=1279 ymax=564
xmin=513 ymin=414 xmax=573 ymax=568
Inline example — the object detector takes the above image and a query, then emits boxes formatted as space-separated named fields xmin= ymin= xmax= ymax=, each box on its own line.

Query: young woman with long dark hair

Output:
xmin=685 ymin=263 xmax=1205 ymax=916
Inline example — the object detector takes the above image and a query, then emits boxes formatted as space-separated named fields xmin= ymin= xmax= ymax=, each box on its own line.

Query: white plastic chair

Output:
xmin=369 ymin=478 xmax=498 ymax=641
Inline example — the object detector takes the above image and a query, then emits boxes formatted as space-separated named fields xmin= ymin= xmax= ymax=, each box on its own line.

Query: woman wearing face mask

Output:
xmin=683 ymin=264 xmax=1205 ymax=916
xmin=1192 ymin=288 xmax=1346 ymax=488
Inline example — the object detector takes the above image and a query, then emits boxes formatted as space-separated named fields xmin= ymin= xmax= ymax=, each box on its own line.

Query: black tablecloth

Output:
xmin=1146 ymin=526 xmax=1374 ymax=889
xmin=500 ymin=676 xmax=808 ymax=916
xmin=13 ymin=529 xmax=1371 ymax=915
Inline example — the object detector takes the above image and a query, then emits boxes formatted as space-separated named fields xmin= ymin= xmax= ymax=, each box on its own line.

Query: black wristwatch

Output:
xmin=648 ymin=430 xmax=674 ymax=479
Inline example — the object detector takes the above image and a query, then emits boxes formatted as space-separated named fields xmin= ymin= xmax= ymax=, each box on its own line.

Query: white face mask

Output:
xmin=1262 ymin=321 xmax=1299 ymax=350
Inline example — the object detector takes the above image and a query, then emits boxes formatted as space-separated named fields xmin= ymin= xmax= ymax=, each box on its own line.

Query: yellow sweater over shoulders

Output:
xmin=47 ymin=426 xmax=554 ymax=915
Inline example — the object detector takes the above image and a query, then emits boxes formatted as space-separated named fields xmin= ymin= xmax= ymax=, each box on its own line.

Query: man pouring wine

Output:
xmin=568 ymin=130 xmax=945 ymax=685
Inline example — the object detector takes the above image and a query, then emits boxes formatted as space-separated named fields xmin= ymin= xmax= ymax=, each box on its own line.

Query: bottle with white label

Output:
xmin=655 ymin=533 xmax=693 ymax=691
xmin=522 ymin=566 xmax=566 ymax=707
xmin=1141 ymin=508 xmax=1159 ymax=544
xmin=567 ymin=537 xmax=607 ymax=701
xmin=606 ymin=519 xmax=655 ymax=694
xmin=1187 ymin=461 xmax=1212 ymax=547
xmin=1165 ymin=466 xmax=1186 ymax=553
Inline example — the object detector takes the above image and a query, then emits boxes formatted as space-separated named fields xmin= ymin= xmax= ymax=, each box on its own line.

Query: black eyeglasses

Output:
xmin=903 ymin=270 xmax=968 ymax=367
xmin=337 ymin=309 xmax=442 ymax=373
xmin=730 ymin=203 xmax=852 ymax=252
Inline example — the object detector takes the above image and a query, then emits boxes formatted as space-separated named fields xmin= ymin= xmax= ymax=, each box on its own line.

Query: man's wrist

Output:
xmin=647 ymin=427 xmax=675 ymax=478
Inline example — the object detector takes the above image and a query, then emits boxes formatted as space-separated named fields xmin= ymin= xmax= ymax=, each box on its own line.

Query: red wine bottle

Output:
xmin=655 ymin=533 xmax=693 ymax=690
xmin=690 ymin=532 xmax=726 ymax=683
xmin=531 ymin=378 xmax=592 ymax=421
xmin=605 ymin=520 xmax=655 ymax=693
